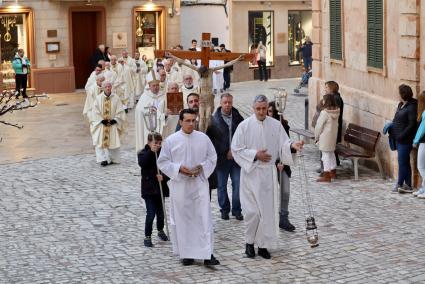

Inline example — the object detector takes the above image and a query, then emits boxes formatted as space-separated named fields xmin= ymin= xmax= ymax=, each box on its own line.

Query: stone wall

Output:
xmin=309 ymin=0 xmax=421 ymax=180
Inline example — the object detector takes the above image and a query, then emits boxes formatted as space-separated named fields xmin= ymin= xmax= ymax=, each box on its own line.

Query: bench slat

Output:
xmin=344 ymin=133 xmax=379 ymax=152
xmin=335 ymin=144 xmax=373 ymax=158
xmin=346 ymin=123 xmax=380 ymax=137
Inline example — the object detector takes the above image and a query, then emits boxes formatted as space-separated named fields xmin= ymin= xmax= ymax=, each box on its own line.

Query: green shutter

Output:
xmin=367 ymin=0 xmax=383 ymax=69
xmin=330 ymin=0 xmax=342 ymax=60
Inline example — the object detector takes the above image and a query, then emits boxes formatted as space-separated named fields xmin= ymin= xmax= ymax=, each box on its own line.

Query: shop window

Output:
xmin=248 ymin=11 xmax=274 ymax=67
xmin=329 ymin=0 xmax=343 ymax=60
xmin=288 ymin=10 xmax=312 ymax=65
xmin=134 ymin=7 xmax=165 ymax=68
xmin=0 ymin=13 xmax=29 ymax=89
xmin=367 ymin=0 xmax=383 ymax=69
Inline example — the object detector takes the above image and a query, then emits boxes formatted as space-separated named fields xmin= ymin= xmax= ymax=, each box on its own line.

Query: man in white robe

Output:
xmin=158 ymin=69 xmax=168 ymax=94
xmin=135 ymin=71 xmax=167 ymax=152
xmin=162 ymin=82 xmax=180 ymax=138
xmin=209 ymin=59 xmax=224 ymax=95
xmin=120 ymin=50 xmax=137 ymax=109
xmin=134 ymin=51 xmax=148 ymax=102
xmin=181 ymin=74 xmax=200 ymax=108
xmin=110 ymin=56 xmax=128 ymax=112
xmin=91 ymin=81 xmax=127 ymax=166
xmin=103 ymin=62 xmax=117 ymax=85
xmin=85 ymin=65 xmax=103 ymax=92
xmin=231 ymin=95 xmax=304 ymax=259
xmin=83 ymin=74 xmax=104 ymax=122
xmin=157 ymin=109 xmax=220 ymax=266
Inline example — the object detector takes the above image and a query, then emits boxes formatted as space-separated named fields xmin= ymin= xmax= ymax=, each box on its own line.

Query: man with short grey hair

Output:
xmin=206 ymin=93 xmax=244 ymax=220
xmin=231 ymin=94 xmax=304 ymax=259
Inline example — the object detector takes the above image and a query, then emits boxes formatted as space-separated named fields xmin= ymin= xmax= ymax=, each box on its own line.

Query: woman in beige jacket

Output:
xmin=314 ymin=94 xmax=340 ymax=182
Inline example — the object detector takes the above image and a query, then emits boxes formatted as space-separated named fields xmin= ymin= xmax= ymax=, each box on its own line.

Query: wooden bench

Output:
xmin=335 ymin=123 xmax=385 ymax=180
xmin=290 ymin=128 xmax=315 ymax=142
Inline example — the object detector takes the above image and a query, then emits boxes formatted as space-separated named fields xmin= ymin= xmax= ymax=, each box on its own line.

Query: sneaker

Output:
xmin=418 ymin=193 xmax=425 ymax=199
xmin=158 ymin=230 xmax=169 ymax=241
xmin=392 ymin=185 xmax=401 ymax=194
xmin=144 ymin=236 xmax=153 ymax=247
xmin=413 ymin=189 xmax=423 ymax=197
xmin=398 ymin=185 xmax=414 ymax=194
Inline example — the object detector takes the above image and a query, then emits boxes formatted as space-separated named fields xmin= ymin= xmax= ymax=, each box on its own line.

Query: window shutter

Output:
xmin=367 ymin=0 xmax=383 ymax=69
xmin=330 ymin=0 xmax=342 ymax=60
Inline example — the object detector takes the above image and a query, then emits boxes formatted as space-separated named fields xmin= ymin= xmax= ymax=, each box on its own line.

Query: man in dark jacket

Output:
xmin=206 ymin=93 xmax=244 ymax=220
xmin=138 ymin=132 xmax=170 ymax=247
xmin=220 ymin=44 xmax=232 ymax=91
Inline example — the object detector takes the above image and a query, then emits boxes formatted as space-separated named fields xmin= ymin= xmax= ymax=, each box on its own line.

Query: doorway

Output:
xmin=70 ymin=9 xmax=105 ymax=89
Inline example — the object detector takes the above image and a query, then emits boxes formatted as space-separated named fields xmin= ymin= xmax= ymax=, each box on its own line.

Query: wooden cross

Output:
xmin=154 ymin=32 xmax=254 ymax=66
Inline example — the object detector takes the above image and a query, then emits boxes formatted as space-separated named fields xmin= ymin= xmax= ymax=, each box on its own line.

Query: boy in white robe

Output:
xmin=157 ymin=109 xmax=220 ymax=266
xmin=231 ymin=95 xmax=304 ymax=259
xmin=91 ymin=81 xmax=127 ymax=166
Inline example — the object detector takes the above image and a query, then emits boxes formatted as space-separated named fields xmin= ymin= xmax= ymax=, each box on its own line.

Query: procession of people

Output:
xmin=81 ymin=40 xmax=307 ymax=266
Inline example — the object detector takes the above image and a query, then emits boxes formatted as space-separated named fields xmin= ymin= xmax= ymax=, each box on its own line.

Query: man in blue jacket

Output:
xmin=12 ymin=49 xmax=31 ymax=101
xmin=206 ymin=93 xmax=244 ymax=220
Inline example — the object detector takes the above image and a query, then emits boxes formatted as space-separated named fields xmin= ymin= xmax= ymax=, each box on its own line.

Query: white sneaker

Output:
xmin=417 ymin=193 xmax=425 ymax=199
xmin=413 ymin=190 xmax=421 ymax=197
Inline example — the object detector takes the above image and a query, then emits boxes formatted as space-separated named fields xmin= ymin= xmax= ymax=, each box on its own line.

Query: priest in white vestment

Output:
xmin=118 ymin=56 xmax=137 ymax=109
xmin=110 ymin=56 xmax=128 ymax=112
xmin=135 ymin=71 xmax=167 ymax=153
xmin=231 ymin=95 xmax=304 ymax=259
xmin=134 ymin=51 xmax=148 ymax=101
xmin=103 ymin=62 xmax=117 ymax=85
xmin=181 ymin=74 xmax=200 ymax=108
xmin=83 ymin=74 xmax=105 ymax=122
xmin=158 ymin=69 xmax=168 ymax=94
xmin=85 ymin=65 xmax=103 ymax=92
xmin=157 ymin=109 xmax=220 ymax=266
xmin=91 ymin=81 xmax=127 ymax=166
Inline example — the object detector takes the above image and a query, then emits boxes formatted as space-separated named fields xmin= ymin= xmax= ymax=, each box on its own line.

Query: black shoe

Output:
xmin=158 ymin=230 xmax=169 ymax=241
xmin=124 ymin=109 xmax=129 ymax=113
xmin=100 ymin=161 xmax=108 ymax=167
xmin=279 ymin=215 xmax=296 ymax=232
xmin=221 ymin=212 xmax=229 ymax=220
xmin=182 ymin=258 xmax=194 ymax=266
xmin=245 ymin=243 xmax=255 ymax=258
xmin=144 ymin=237 xmax=153 ymax=247
xmin=204 ymin=254 xmax=220 ymax=266
xmin=258 ymin=247 xmax=271 ymax=259
xmin=235 ymin=214 xmax=244 ymax=221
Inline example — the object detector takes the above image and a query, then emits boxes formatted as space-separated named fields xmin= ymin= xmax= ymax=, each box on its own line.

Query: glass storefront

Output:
xmin=248 ymin=11 xmax=274 ymax=67
xmin=134 ymin=9 xmax=163 ymax=66
xmin=288 ymin=10 xmax=312 ymax=66
xmin=0 ymin=13 xmax=30 ymax=89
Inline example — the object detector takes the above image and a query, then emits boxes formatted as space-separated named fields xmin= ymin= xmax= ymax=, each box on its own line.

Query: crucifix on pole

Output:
xmin=154 ymin=33 xmax=254 ymax=132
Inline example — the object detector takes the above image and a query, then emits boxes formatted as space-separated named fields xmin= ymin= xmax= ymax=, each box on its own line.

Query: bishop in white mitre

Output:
xmin=157 ymin=109 xmax=220 ymax=266
xmin=231 ymin=95 xmax=303 ymax=259
xmin=135 ymin=71 xmax=167 ymax=153
xmin=91 ymin=81 xmax=127 ymax=166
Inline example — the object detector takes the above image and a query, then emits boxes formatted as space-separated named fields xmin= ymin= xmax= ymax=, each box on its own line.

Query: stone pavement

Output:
xmin=1 ymin=80 xmax=425 ymax=283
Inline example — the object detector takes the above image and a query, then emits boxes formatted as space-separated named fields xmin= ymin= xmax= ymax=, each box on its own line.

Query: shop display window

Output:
xmin=248 ymin=11 xmax=274 ymax=68
xmin=288 ymin=10 xmax=312 ymax=66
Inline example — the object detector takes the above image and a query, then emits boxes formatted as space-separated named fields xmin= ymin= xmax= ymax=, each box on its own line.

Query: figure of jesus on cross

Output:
xmin=155 ymin=33 xmax=254 ymax=132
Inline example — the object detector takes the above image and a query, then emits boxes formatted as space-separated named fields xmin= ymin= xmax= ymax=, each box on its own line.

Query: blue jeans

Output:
xmin=397 ymin=143 xmax=412 ymax=187
xmin=216 ymin=159 xmax=241 ymax=215
xmin=143 ymin=195 xmax=164 ymax=237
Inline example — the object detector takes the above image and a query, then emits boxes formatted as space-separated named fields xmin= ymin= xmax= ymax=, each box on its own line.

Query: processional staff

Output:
xmin=142 ymin=106 xmax=170 ymax=239
xmin=273 ymin=88 xmax=319 ymax=248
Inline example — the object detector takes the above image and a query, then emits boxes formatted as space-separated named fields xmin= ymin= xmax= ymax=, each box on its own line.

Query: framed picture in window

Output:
xmin=46 ymin=42 xmax=60 ymax=53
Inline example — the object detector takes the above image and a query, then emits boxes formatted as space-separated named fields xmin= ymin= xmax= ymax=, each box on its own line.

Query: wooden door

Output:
xmin=72 ymin=12 xmax=98 ymax=89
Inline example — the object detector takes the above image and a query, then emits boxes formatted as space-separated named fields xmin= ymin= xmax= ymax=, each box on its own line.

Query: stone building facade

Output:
xmin=0 ymin=0 xmax=180 ymax=93
xmin=309 ymin=0 xmax=422 ymax=179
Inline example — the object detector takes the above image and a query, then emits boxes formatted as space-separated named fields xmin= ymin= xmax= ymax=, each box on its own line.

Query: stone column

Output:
xmin=399 ymin=0 xmax=420 ymax=187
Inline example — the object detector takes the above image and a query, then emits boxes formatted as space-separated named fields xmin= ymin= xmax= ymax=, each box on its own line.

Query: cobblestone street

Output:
xmin=1 ymin=80 xmax=425 ymax=283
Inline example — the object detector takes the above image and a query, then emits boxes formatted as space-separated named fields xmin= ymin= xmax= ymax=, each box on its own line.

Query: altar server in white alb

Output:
xmin=157 ymin=109 xmax=220 ymax=267
xmin=134 ymin=70 xmax=167 ymax=153
xmin=231 ymin=94 xmax=304 ymax=260
xmin=91 ymin=81 xmax=127 ymax=166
